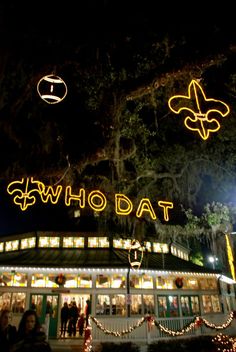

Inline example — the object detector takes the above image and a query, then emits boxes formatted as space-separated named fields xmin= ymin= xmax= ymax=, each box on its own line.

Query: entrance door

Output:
xmin=30 ymin=293 xmax=59 ymax=338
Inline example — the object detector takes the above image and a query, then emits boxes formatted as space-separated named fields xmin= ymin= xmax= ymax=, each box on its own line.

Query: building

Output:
xmin=0 ymin=231 xmax=235 ymax=341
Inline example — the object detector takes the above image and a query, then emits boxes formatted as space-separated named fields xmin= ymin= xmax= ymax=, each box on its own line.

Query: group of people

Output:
xmin=60 ymin=299 xmax=91 ymax=338
xmin=0 ymin=309 xmax=51 ymax=352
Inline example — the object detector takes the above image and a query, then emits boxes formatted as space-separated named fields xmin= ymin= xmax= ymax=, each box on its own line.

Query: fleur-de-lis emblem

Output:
xmin=168 ymin=80 xmax=230 ymax=140
xmin=7 ymin=177 xmax=43 ymax=211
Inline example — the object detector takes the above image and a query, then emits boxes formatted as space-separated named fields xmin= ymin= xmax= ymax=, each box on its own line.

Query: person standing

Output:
xmin=77 ymin=313 xmax=85 ymax=337
xmin=84 ymin=299 xmax=91 ymax=327
xmin=0 ymin=309 xmax=17 ymax=352
xmin=60 ymin=302 xmax=69 ymax=338
xmin=68 ymin=302 xmax=78 ymax=337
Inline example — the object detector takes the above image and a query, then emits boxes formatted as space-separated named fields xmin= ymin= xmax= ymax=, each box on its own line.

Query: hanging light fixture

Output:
xmin=128 ymin=239 xmax=144 ymax=269
xmin=37 ymin=74 xmax=67 ymax=104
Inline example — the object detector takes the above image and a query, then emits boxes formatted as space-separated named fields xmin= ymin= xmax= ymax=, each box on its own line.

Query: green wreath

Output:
xmin=175 ymin=277 xmax=183 ymax=289
xmin=55 ymin=274 xmax=66 ymax=286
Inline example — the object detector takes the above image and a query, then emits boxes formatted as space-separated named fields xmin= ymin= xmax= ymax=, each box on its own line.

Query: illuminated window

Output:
xmin=31 ymin=274 xmax=46 ymax=287
xmin=130 ymin=275 xmax=141 ymax=288
xmin=111 ymin=275 xmax=126 ymax=288
xmin=63 ymin=237 xmax=84 ymax=248
xmin=96 ymin=274 xmax=110 ymax=288
xmin=0 ymin=242 xmax=4 ymax=252
xmin=2 ymin=273 xmax=14 ymax=286
xmin=20 ymin=237 xmax=36 ymax=249
xmin=199 ymin=277 xmax=217 ymax=290
xmin=11 ymin=292 xmax=26 ymax=314
xmin=58 ymin=274 xmax=75 ymax=288
xmin=143 ymin=294 xmax=155 ymax=314
xmin=157 ymin=296 xmax=167 ymax=317
xmin=38 ymin=236 xmax=60 ymax=248
xmin=202 ymin=295 xmax=221 ymax=313
xmin=113 ymin=239 xmax=131 ymax=249
xmin=131 ymin=295 xmax=142 ymax=315
xmin=111 ymin=294 xmax=126 ymax=316
xmin=46 ymin=274 xmax=59 ymax=288
xmin=157 ymin=276 xmax=175 ymax=289
xmin=191 ymin=296 xmax=200 ymax=315
xmin=153 ymin=243 xmax=169 ymax=253
xmin=5 ymin=240 xmax=19 ymax=251
xmin=143 ymin=242 xmax=152 ymax=252
xmin=168 ymin=295 xmax=179 ymax=317
xmin=142 ymin=275 xmax=153 ymax=289
xmin=184 ymin=277 xmax=199 ymax=290
xmin=78 ymin=274 xmax=92 ymax=288
xmin=96 ymin=295 xmax=110 ymax=315
xmin=181 ymin=295 xmax=200 ymax=316
xmin=13 ymin=273 xmax=27 ymax=287
xmin=0 ymin=292 xmax=11 ymax=310
xmin=88 ymin=237 xmax=109 ymax=248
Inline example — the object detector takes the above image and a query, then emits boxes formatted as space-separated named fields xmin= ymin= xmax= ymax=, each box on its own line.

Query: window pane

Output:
xmin=11 ymin=292 xmax=26 ymax=314
xmin=78 ymin=274 xmax=92 ymax=288
xmin=212 ymin=295 xmax=221 ymax=312
xmin=184 ymin=278 xmax=199 ymax=290
xmin=168 ymin=295 xmax=179 ymax=317
xmin=131 ymin=295 xmax=142 ymax=315
xmin=96 ymin=295 xmax=110 ymax=315
xmin=130 ymin=275 xmax=141 ymax=288
xmin=45 ymin=274 xmax=59 ymax=288
xmin=30 ymin=295 xmax=43 ymax=317
xmin=2 ymin=273 xmax=13 ymax=286
xmin=181 ymin=296 xmax=190 ymax=316
xmin=0 ymin=292 xmax=11 ymax=310
xmin=202 ymin=295 xmax=212 ymax=313
xmin=157 ymin=296 xmax=167 ymax=317
xmin=96 ymin=275 xmax=110 ymax=288
xmin=142 ymin=275 xmax=153 ymax=289
xmin=13 ymin=273 xmax=27 ymax=287
xmin=111 ymin=295 xmax=126 ymax=316
xmin=31 ymin=274 xmax=46 ymax=287
xmin=111 ymin=275 xmax=126 ymax=288
xmin=21 ymin=237 xmax=36 ymax=249
xmin=191 ymin=296 xmax=200 ymax=315
xmin=143 ymin=295 xmax=154 ymax=314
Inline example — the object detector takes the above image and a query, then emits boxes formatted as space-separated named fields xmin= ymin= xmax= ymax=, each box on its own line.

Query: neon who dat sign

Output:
xmin=168 ymin=79 xmax=230 ymax=140
xmin=7 ymin=177 xmax=173 ymax=221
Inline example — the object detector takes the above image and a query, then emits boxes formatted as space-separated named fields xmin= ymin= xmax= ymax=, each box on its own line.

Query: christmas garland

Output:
xmin=90 ymin=311 xmax=236 ymax=337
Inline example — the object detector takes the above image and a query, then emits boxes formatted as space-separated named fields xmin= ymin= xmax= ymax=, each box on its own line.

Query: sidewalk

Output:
xmin=49 ymin=338 xmax=84 ymax=352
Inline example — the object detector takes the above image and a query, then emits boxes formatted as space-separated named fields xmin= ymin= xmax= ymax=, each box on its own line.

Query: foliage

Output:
xmin=147 ymin=336 xmax=217 ymax=352
xmin=190 ymin=251 xmax=204 ymax=266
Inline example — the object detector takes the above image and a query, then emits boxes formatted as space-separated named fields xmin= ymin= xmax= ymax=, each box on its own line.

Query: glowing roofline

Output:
xmin=0 ymin=265 xmax=223 ymax=278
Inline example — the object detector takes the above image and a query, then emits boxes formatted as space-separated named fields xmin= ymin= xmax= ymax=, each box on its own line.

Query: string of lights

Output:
xmin=90 ymin=316 xmax=145 ymax=336
xmin=212 ymin=333 xmax=236 ymax=352
xmin=90 ymin=311 xmax=236 ymax=337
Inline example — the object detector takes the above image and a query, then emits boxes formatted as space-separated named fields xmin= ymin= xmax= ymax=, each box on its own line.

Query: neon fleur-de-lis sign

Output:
xmin=168 ymin=80 xmax=230 ymax=140
xmin=7 ymin=178 xmax=43 ymax=211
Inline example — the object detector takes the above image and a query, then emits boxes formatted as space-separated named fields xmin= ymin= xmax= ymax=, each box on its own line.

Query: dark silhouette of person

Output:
xmin=60 ymin=302 xmax=69 ymax=338
xmin=0 ymin=309 xmax=17 ymax=352
xmin=77 ymin=313 xmax=85 ymax=336
xmin=84 ymin=299 xmax=91 ymax=327
xmin=13 ymin=309 xmax=51 ymax=352
xmin=68 ymin=302 xmax=78 ymax=337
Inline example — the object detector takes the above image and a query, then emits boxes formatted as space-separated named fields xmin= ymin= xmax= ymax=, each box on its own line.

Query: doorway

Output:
xmin=30 ymin=293 xmax=59 ymax=338
xmin=60 ymin=293 xmax=91 ymax=337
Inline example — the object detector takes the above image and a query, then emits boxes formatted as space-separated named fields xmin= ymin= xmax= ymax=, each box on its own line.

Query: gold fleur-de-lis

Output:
xmin=7 ymin=177 xmax=43 ymax=211
xmin=168 ymin=80 xmax=230 ymax=140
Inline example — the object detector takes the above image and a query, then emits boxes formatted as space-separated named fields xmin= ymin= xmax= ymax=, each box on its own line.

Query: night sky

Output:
xmin=0 ymin=1 xmax=236 ymax=236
